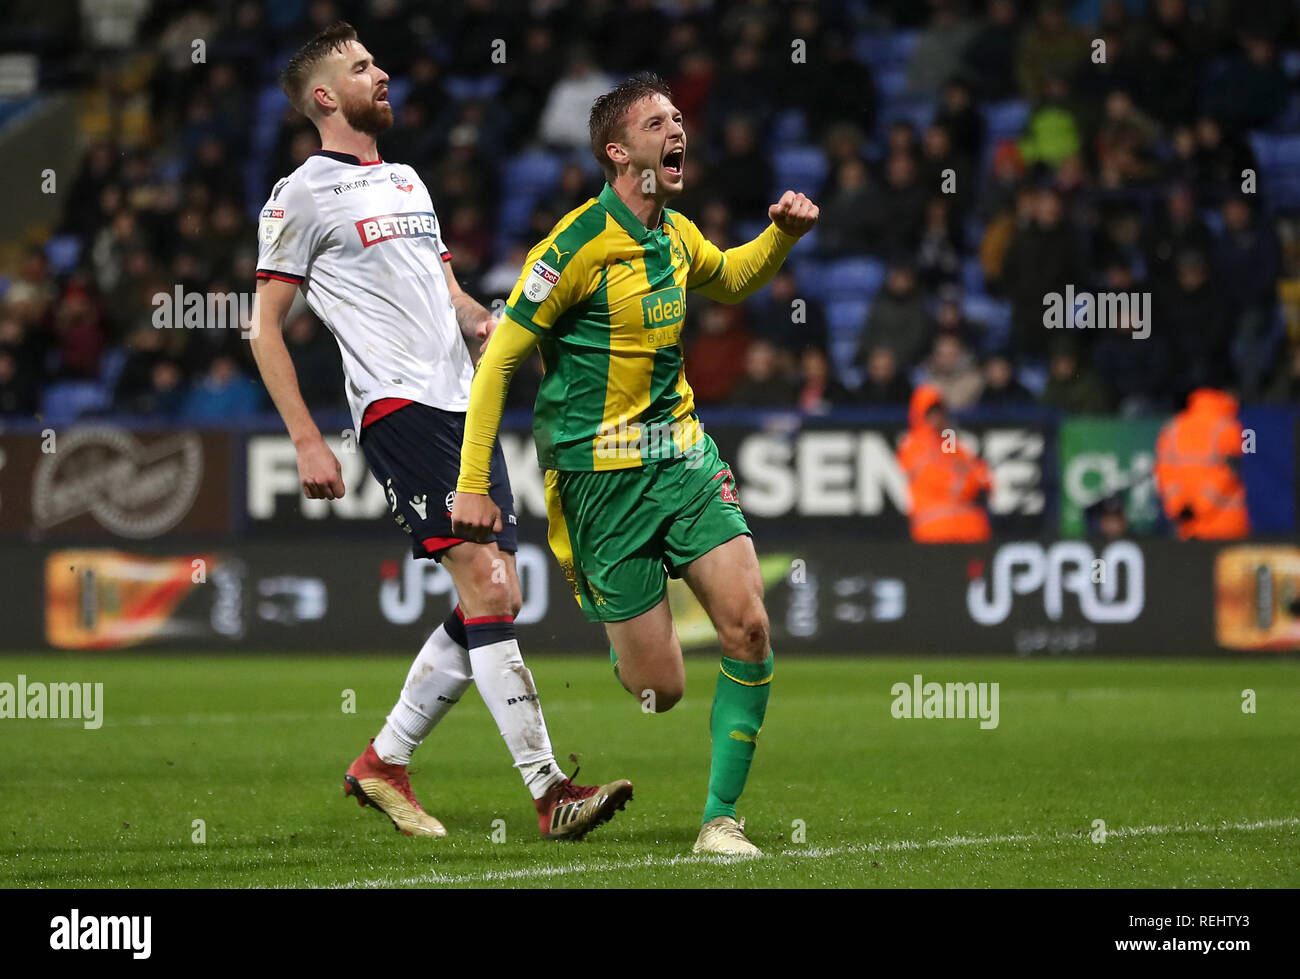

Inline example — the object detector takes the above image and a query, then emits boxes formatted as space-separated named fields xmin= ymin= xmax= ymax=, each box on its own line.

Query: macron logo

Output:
xmin=356 ymin=212 xmax=438 ymax=247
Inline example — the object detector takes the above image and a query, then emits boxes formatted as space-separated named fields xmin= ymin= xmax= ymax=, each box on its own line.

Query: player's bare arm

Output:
xmin=249 ymin=277 xmax=345 ymax=500
xmin=441 ymin=257 xmax=497 ymax=362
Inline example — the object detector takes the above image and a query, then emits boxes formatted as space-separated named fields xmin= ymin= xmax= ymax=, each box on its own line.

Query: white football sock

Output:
xmin=373 ymin=620 xmax=472 ymax=766
xmin=466 ymin=626 xmax=565 ymax=800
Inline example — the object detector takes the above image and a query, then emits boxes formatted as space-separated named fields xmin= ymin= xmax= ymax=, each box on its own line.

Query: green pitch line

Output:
xmin=1 ymin=654 xmax=1297 ymax=889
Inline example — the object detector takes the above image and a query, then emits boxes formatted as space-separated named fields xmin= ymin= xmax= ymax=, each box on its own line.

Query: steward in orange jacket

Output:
xmin=1154 ymin=388 xmax=1250 ymax=540
xmin=897 ymin=384 xmax=993 ymax=542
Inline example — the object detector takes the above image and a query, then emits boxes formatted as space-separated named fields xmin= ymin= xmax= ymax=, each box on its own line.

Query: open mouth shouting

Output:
xmin=662 ymin=147 xmax=685 ymax=179
xmin=376 ymin=84 xmax=389 ymax=104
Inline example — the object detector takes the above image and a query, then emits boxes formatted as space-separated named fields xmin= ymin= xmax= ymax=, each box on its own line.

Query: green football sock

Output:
xmin=702 ymin=652 xmax=773 ymax=824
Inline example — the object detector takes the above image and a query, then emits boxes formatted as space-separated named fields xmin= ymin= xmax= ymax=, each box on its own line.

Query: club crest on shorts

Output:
xmin=524 ymin=260 xmax=560 ymax=302
xmin=445 ymin=490 xmax=456 ymax=513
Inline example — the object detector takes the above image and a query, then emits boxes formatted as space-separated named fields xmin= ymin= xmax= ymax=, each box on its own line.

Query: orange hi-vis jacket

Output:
xmin=1153 ymin=388 xmax=1250 ymax=540
xmin=896 ymin=385 xmax=993 ymax=543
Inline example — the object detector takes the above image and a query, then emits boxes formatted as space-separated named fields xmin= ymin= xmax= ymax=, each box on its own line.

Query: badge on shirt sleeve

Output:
xmin=523 ymin=259 xmax=560 ymax=303
xmin=260 ymin=207 xmax=285 ymax=245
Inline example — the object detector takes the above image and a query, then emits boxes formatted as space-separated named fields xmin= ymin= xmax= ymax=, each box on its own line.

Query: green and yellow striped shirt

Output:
xmin=506 ymin=184 xmax=735 ymax=471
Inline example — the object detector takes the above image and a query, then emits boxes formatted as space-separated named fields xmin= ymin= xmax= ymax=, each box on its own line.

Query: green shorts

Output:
xmin=544 ymin=433 xmax=751 ymax=623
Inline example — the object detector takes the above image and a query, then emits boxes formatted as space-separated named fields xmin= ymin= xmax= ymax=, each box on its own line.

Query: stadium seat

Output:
xmin=827 ymin=298 xmax=870 ymax=337
xmin=1283 ymin=49 xmax=1300 ymax=80
xmin=503 ymin=149 xmax=564 ymax=197
xmin=874 ymin=65 xmax=908 ymax=103
xmin=961 ymin=257 xmax=985 ymax=296
xmin=384 ymin=78 xmax=410 ymax=113
xmin=790 ymin=258 xmax=827 ymax=298
xmin=1249 ymin=132 xmax=1300 ymax=211
xmin=962 ymin=295 xmax=1011 ymax=335
xmin=40 ymin=381 xmax=109 ymax=425
xmin=45 ymin=235 xmax=82 ymax=275
xmin=772 ymin=145 xmax=829 ymax=197
xmin=445 ymin=75 xmax=503 ymax=102
xmin=823 ymin=257 xmax=885 ymax=300
xmin=877 ymin=97 xmax=935 ymax=140
xmin=852 ymin=31 xmax=920 ymax=70
xmin=983 ymin=99 xmax=1030 ymax=143
xmin=770 ymin=109 xmax=807 ymax=148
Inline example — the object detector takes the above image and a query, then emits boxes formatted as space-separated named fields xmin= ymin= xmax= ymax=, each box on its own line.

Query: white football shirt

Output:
xmin=256 ymin=150 xmax=473 ymax=431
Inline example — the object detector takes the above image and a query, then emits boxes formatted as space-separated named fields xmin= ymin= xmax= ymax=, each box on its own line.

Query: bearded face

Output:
xmin=338 ymin=81 xmax=393 ymax=135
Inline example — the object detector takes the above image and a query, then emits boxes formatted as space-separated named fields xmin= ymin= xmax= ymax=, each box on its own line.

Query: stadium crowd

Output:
xmin=2 ymin=0 xmax=1300 ymax=424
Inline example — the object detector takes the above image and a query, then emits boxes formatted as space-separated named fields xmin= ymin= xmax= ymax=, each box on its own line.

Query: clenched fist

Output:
xmin=769 ymin=190 xmax=820 ymax=238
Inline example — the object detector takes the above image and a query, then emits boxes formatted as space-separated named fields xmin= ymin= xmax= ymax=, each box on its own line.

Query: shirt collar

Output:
xmin=312 ymin=149 xmax=384 ymax=166
xmin=599 ymin=183 xmax=665 ymax=241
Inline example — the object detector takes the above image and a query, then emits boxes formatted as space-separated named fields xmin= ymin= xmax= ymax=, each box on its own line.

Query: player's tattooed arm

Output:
xmin=441 ymin=257 xmax=497 ymax=363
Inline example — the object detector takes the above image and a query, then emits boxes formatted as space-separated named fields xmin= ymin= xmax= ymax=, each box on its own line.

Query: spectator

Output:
xmin=917 ymin=197 xmax=962 ymax=290
xmin=1018 ymin=74 xmax=1083 ymax=169
xmin=731 ymin=340 xmax=796 ymax=407
xmin=1144 ymin=184 xmax=1214 ymax=291
xmin=685 ymin=304 xmax=750 ymax=405
xmin=856 ymin=260 xmax=932 ymax=371
xmin=858 ymin=345 xmax=914 ymax=406
xmin=750 ymin=269 xmax=828 ymax=362
xmin=934 ymin=77 xmax=984 ymax=164
xmin=1265 ymin=342 xmax=1300 ymax=404
xmin=1016 ymin=0 xmax=1087 ymax=101
xmin=539 ymin=47 xmax=613 ymax=150
xmin=1157 ymin=250 xmax=1233 ymax=394
xmin=916 ymin=331 xmax=983 ymax=411
xmin=796 ymin=347 xmax=850 ymax=415
xmin=962 ymin=0 xmax=1022 ymax=100
xmin=181 ymin=355 xmax=262 ymax=421
xmin=906 ymin=1 xmax=977 ymax=98
xmin=0 ymin=350 xmax=37 ymax=416
xmin=707 ymin=117 xmax=771 ymax=217
xmin=818 ymin=157 xmax=876 ymax=256
xmin=1204 ymin=31 xmax=1288 ymax=131
xmin=284 ymin=311 xmax=344 ymax=410
xmin=1041 ymin=342 xmax=1112 ymax=413
xmin=1216 ymin=194 xmax=1282 ymax=398
xmin=978 ymin=352 xmax=1035 ymax=407
xmin=1092 ymin=311 xmax=1174 ymax=415
xmin=1003 ymin=187 xmax=1084 ymax=360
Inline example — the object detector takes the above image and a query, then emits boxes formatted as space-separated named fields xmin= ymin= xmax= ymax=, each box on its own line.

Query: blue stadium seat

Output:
xmin=852 ymin=31 xmax=919 ymax=69
xmin=770 ymin=109 xmax=807 ymax=148
xmin=40 ymin=381 xmax=109 ymax=425
xmin=384 ymin=78 xmax=410 ymax=113
xmin=445 ymin=76 xmax=504 ymax=102
xmin=827 ymin=298 xmax=870 ymax=336
xmin=983 ymin=99 xmax=1030 ymax=142
xmin=962 ymin=296 xmax=1011 ymax=335
xmin=502 ymin=149 xmax=563 ymax=197
xmin=823 ymin=257 xmax=885 ymax=300
xmin=45 ymin=235 xmax=82 ymax=275
xmin=772 ymin=145 xmax=829 ymax=196
xmin=790 ymin=258 xmax=827 ymax=298
xmin=1283 ymin=49 xmax=1300 ymax=80
xmin=961 ymin=257 xmax=985 ymax=296
xmin=877 ymin=97 xmax=935 ymax=140
xmin=874 ymin=65 xmax=908 ymax=102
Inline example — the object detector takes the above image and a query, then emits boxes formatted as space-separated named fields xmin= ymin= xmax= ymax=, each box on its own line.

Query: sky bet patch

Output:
xmin=641 ymin=286 xmax=685 ymax=347
xmin=524 ymin=259 xmax=560 ymax=302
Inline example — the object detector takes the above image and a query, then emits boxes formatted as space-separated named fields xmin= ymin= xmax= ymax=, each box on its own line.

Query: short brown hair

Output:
xmin=588 ymin=72 xmax=673 ymax=180
xmin=279 ymin=21 xmax=358 ymax=116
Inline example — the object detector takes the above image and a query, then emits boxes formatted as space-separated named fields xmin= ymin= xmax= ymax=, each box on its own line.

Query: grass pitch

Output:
xmin=1 ymin=653 xmax=1297 ymax=888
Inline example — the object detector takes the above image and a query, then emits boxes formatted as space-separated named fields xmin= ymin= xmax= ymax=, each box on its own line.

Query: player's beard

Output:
xmin=339 ymin=90 xmax=394 ymax=136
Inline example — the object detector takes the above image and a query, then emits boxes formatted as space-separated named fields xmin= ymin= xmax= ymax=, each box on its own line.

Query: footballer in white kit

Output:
xmin=249 ymin=20 xmax=631 ymax=841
